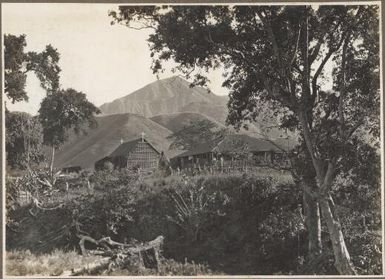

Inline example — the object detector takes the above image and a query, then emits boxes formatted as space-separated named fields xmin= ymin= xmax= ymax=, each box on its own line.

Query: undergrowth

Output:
xmin=6 ymin=169 xmax=382 ymax=275
xmin=6 ymin=249 xmax=102 ymax=276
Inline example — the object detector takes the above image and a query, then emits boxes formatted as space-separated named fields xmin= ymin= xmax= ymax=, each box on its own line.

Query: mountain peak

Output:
xmin=99 ymin=76 xmax=227 ymax=118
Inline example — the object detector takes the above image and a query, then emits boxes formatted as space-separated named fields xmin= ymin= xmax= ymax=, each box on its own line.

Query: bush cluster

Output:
xmin=6 ymin=171 xmax=382 ymax=275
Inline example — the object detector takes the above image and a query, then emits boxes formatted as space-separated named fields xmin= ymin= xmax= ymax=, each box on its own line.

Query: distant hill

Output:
xmin=180 ymin=101 xmax=228 ymax=123
xmin=99 ymin=76 xmax=228 ymax=120
xmin=50 ymin=113 xmax=182 ymax=169
xmin=98 ymin=76 xmax=284 ymax=137
xmin=151 ymin=111 xmax=295 ymax=144
xmin=150 ymin=112 xmax=225 ymax=133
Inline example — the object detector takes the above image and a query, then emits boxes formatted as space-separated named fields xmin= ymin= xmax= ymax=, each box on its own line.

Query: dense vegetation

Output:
xmin=6 ymin=168 xmax=381 ymax=275
xmin=110 ymin=5 xmax=380 ymax=274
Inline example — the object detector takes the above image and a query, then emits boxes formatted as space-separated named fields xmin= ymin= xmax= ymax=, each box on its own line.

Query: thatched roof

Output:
xmin=174 ymin=142 xmax=218 ymax=158
xmin=215 ymin=134 xmax=283 ymax=153
xmin=174 ymin=134 xmax=293 ymax=159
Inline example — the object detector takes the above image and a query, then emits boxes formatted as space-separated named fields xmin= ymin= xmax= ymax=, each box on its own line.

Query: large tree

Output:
xmin=4 ymin=34 xmax=61 ymax=170
xmin=168 ymin=119 xmax=227 ymax=150
xmin=110 ymin=5 xmax=380 ymax=274
xmin=38 ymin=88 xmax=100 ymax=172
xmin=4 ymin=34 xmax=61 ymax=103
xmin=4 ymin=34 xmax=101 ymax=172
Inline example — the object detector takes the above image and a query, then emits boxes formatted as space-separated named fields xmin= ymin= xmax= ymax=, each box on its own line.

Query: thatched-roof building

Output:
xmin=95 ymin=137 xmax=161 ymax=171
xmin=171 ymin=134 xmax=293 ymax=171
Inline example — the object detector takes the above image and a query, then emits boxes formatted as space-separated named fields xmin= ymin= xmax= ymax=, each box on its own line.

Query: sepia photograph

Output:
xmin=2 ymin=2 xmax=383 ymax=277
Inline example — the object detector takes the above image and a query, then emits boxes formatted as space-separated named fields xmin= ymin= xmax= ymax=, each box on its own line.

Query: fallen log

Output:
xmin=78 ymin=235 xmax=164 ymax=256
xmin=78 ymin=235 xmax=99 ymax=256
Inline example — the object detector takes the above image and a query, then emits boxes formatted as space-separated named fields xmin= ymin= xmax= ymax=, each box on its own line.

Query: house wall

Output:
xmin=174 ymin=151 xmax=289 ymax=172
xmin=252 ymin=151 xmax=273 ymax=165
xmin=126 ymin=142 xmax=160 ymax=170
xmin=176 ymin=152 xmax=214 ymax=171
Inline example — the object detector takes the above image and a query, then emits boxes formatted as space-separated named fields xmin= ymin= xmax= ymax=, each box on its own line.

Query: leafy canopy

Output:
xmin=38 ymin=88 xmax=101 ymax=148
xmin=110 ymin=4 xmax=380 ymax=175
xmin=168 ymin=119 xmax=227 ymax=150
xmin=4 ymin=34 xmax=61 ymax=103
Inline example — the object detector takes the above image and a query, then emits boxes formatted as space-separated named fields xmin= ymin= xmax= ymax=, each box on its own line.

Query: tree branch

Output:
xmin=256 ymin=9 xmax=285 ymax=74
xmin=301 ymin=9 xmax=312 ymax=103
xmin=338 ymin=32 xmax=351 ymax=139
xmin=290 ymin=23 xmax=301 ymax=67
xmin=309 ymin=39 xmax=323 ymax=66
xmin=346 ymin=122 xmax=363 ymax=139
xmin=311 ymin=31 xmax=348 ymax=104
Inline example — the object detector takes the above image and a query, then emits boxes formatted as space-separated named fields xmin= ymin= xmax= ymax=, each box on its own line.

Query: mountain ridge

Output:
xmin=99 ymin=76 xmax=228 ymax=120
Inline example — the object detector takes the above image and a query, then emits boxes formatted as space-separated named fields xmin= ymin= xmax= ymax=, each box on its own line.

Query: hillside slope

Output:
xmin=150 ymin=112 xmax=225 ymax=133
xmin=150 ymin=111 xmax=285 ymax=140
xmin=180 ymin=101 xmax=228 ymax=123
xmin=99 ymin=76 xmax=228 ymax=120
xmin=51 ymin=113 xmax=180 ymax=169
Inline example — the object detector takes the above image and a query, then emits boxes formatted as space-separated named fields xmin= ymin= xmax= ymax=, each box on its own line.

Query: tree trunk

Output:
xmin=303 ymin=191 xmax=322 ymax=259
xmin=319 ymin=195 xmax=356 ymax=275
xmin=297 ymin=147 xmax=322 ymax=260
xmin=297 ymin=110 xmax=356 ymax=274
xmin=50 ymin=146 xmax=55 ymax=173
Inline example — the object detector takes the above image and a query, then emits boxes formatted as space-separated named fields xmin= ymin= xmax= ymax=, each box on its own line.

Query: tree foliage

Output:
xmin=5 ymin=110 xmax=44 ymax=169
xmin=38 ymin=88 xmax=101 ymax=148
xmin=110 ymin=5 xmax=379 ymax=141
xmin=168 ymin=119 xmax=227 ymax=150
xmin=4 ymin=34 xmax=61 ymax=103
xmin=110 ymin=5 xmax=380 ymax=274
xmin=5 ymin=34 xmax=100 ymax=171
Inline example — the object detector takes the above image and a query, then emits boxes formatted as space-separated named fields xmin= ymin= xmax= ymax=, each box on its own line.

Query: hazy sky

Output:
xmin=2 ymin=3 xmax=228 ymax=115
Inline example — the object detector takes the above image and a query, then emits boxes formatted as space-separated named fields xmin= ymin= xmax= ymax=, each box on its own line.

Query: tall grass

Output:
xmin=6 ymin=249 xmax=102 ymax=276
xmin=6 ymin=249 xmax=221 ymax=276
xmin=107 ymin=258 xmax=222 ymax=276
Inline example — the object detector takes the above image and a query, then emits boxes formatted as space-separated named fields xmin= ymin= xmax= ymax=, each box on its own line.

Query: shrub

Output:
xmin=103 ymin=161 xmax=114 ymax=171
xmin=89 ymin=168 xmax=138 ymax=190
xmin=6 ymin=170 xmax=381 ymax=275
xmin=333 ymin=172 xmax=382 ymax=275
